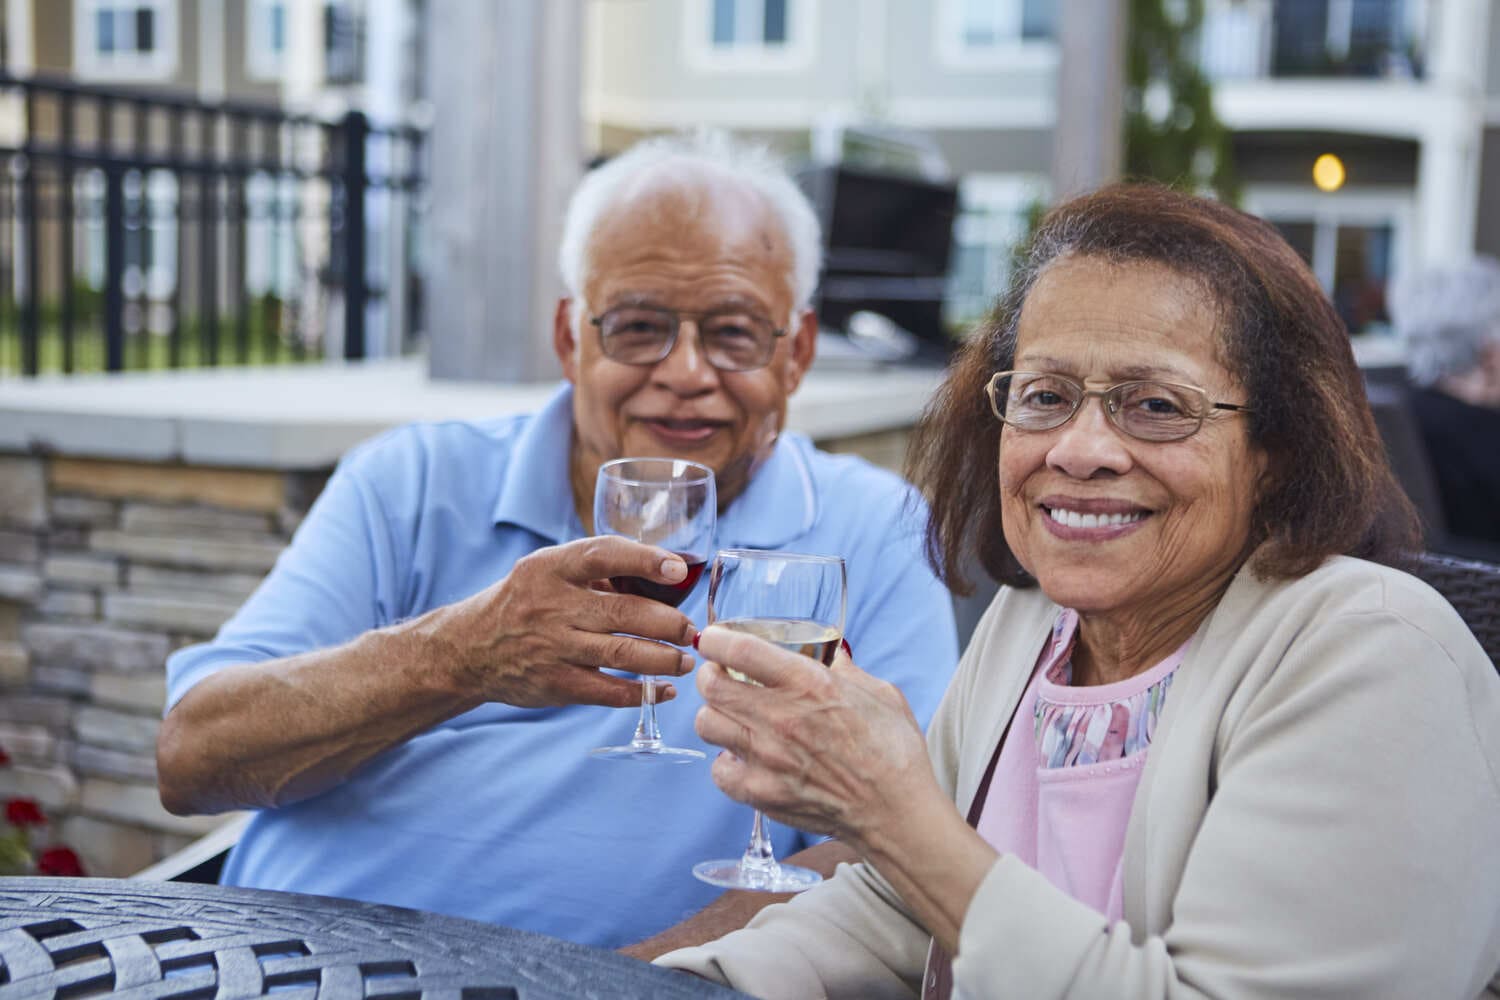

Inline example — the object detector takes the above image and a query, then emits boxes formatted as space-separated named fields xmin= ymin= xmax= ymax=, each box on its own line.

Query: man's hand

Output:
xmin=426 ymin=535 xmax=700 ymax=709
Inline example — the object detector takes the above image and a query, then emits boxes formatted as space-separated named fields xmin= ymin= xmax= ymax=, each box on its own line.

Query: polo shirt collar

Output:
xmin=490 ymin=383 xmax=818 ymax=550
xmin=491 ymin=383 xmax=585 ymax=544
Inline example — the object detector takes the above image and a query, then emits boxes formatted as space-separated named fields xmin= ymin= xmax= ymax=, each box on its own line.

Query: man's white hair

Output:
xmin=557 ymin=129 xmax=823 ymax=311
xmin=1388 ymin=256 xmax=1500 ymax=386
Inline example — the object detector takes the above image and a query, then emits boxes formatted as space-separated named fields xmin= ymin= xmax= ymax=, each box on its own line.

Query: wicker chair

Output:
xmin=1412 ymin=553 xmax=1500 ymax=668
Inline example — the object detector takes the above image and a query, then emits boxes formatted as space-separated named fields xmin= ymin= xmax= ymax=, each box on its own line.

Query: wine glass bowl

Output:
xmin=590 ymin=458 xmax=715 ymax=763
xmin=693 ymin=549 xmax=847 ymax=891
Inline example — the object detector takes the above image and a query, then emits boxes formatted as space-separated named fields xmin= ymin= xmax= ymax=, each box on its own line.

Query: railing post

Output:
xmin=339 ymin=109 xmax=368 ymax=360
xmin=104 ymin=164 xmax=125 ymax=373
xmin=20 ymin=86 xmax=38 ymax=376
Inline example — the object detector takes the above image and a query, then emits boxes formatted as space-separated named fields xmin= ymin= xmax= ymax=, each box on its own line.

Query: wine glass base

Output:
xmin=692 ymin=859 xmax=823 ymax=892
xmin=590 ymin=744 xmax=705 ymax=764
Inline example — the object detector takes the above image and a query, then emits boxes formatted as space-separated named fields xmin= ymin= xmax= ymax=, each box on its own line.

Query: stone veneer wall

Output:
xmin=0 ymin=428 xmax=908 ymax=878
xmin=0 ymin=454 xmax=329 ymax=876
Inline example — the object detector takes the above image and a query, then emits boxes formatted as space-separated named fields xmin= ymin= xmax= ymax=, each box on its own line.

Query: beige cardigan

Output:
xmin=659 ymin=556 xmax=1500 ymax=998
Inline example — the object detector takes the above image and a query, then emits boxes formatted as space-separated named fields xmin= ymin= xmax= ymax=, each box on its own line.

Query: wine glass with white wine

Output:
xmin=590 ymin=457 xmax=715 ymax=763
xmin=692 ymin=548 xmax=847 ymax=892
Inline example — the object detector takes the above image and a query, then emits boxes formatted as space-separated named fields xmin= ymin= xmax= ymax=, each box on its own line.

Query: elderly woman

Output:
xmin=1388 ymin=256 xmax=1500 ymax=547
xmin=659 ymin=185 xmax=1500 ymax=999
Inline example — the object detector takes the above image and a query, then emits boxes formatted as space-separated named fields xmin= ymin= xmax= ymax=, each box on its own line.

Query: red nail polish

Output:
xmin=840 ymin=638 xmax=852 ymax=657
xmin=691 ymin=631 xmax=702 ymax=650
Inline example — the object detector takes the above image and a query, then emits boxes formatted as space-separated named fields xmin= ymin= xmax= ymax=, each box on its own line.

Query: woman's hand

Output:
xmin=692 ymin=624 xmax=937 ymax=855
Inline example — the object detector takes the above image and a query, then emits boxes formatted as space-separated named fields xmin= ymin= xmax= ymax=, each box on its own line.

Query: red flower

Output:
xmin=5 ymin=798 xmax=46 ymax=827
xmin=36 ymin=847 xmax=85 ymax=877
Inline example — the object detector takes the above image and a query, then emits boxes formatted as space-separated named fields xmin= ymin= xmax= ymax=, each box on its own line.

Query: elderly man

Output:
xmin=156 ymin=131 xmax=958 ymax=954
xmin=1388 ymin=256 xmax=1500 ymax=548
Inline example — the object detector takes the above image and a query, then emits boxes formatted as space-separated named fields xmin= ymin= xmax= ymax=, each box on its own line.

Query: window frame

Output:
xmin=933 ymin=0 xmax=1056 ymax=72
xmin=683 ymin=0 xmax=818 ymax=74
xmin=74 ymin=0 xmax=178 ymax=82
xmin=245 ymin=0 xmax=287 ymax=81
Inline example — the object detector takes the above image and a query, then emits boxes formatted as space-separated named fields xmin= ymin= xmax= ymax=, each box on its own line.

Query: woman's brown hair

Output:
xmin=908 ymin=183 xmax=1422 ymax=593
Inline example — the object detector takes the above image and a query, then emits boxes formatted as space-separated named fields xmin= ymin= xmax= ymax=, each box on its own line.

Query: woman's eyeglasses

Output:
xmin=984 ymin=370 xmax=1252 ymax=443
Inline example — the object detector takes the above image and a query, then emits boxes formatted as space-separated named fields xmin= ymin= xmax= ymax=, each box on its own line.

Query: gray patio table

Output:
xmin=0 ymin=876 xmax=752 ymax=999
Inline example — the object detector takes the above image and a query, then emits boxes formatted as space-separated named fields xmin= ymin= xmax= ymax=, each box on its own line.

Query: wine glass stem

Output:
xmin=630 ymin=677 xmax=664 ymax=750
xmin=740 ymin=809 xmax=779 ymax=874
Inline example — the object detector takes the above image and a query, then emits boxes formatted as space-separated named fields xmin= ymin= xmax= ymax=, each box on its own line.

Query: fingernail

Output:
xmin=691 ymin=630 xmax=701 ymax=650
xmin=661 ymin=557 xmax=686 ymax=580
xmin=680 ymin=653 xmax=694 ymax=675
xmin=840 ymin=638 xmax=853 ymax=657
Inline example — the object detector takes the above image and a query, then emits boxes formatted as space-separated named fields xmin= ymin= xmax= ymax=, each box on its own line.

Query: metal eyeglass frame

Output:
xmin=590 ymin=305 xmax=788 ymax=373
xmin=983 ymin=370 xmax=1253 ymax=442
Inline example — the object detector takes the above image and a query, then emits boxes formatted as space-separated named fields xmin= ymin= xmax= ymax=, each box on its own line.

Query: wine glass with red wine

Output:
xmin=590 ymin=457 xmax=716 ymax=763
xmin=693 ymin=549 xmax=847 ymax=890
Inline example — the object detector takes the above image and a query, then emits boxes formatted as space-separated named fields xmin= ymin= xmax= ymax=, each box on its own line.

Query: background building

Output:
xmin=585 ymin=0 xmax=1500 ymax=339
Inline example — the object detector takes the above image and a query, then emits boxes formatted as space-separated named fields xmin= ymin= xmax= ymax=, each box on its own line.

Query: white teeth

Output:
xmin=1046 ymin=507 xmax=1145 ymax=529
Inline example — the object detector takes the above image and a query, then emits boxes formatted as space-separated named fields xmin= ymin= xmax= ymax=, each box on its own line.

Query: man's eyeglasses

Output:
xmin=984 ymin=370 xmax=1252 ymax=443
xmin=590 ymin=305 xmax=787 ymax=373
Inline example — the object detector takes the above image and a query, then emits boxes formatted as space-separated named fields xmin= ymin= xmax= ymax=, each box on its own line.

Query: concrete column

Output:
xmin=426 ymin=0 xmax=582 ymax=383
xmin=1050 ymin=0 xmax=1126 ymax=201
xmin=1413 ymin=0 xmax=1490 ymax=266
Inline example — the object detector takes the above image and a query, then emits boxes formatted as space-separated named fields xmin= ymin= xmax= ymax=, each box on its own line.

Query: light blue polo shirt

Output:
xmin=166 ymin=384 xmax=959 ymax=948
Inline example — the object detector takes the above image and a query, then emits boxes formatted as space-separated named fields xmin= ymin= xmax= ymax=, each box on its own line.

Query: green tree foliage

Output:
xmin=1124 ymin=0 xmax=1240 ymax=203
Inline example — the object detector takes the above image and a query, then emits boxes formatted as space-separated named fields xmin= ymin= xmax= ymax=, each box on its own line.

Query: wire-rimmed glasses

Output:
xmin=692 ymin=549 xmax=847 ymax=893
xmin=590 ymin=305 xmax=787 ymax=372
xmin=984 ymin=370 xmax=1252 ymax=443
xmin=590 ymin=458 xmax=715 ymax=764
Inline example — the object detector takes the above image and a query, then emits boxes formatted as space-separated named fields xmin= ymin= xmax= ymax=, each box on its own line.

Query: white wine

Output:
xmin=717 ymin=617 xmax=842 ymax=683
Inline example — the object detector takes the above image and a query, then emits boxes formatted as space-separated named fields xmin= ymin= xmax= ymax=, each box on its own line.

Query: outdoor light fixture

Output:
xmin=1313 ymin=153 xmax=1346 ymax=192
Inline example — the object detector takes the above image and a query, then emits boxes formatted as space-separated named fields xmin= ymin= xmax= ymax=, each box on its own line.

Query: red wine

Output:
xmin=717 ymin=617 xmax=842 ymax=669
xmin=611 ymin=556 xmax=707 ymax=608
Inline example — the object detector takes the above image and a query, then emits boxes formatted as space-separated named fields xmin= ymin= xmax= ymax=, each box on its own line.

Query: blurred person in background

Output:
xmin=155 ymin=130 xmax=958 ymax=955
xmin=658 ymin=185 xmax=1500 ymax=999
xmin=1389 ymin=256 xmax=1500 ymax=548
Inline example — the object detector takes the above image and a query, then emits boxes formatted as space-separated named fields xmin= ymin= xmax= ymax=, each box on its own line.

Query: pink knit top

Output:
xmin=973 ymin=609 xmax=1185 ymax=919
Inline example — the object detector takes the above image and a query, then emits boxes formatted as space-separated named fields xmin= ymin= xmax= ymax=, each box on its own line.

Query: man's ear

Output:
xmin=783 ymin=307 xmax=819 ymax=394
xmin=554 ymin=298 xmax=580 ymax=383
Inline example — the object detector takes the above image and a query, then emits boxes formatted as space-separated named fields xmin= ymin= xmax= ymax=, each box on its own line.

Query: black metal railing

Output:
xmin=0 ymin=73 xmax=424 ymax=377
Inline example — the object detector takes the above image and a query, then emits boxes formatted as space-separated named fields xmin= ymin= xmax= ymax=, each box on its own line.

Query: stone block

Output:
xmin=43 ymin=554 xmax=121 ymax=588
xmin=74 ymin=705 xmax=160 ymax=754
xmin=37 ymin=590 xmax=99 ymax=620
xmin=50 ymin=459 xmax=286 ymax=514
xmin=0 ymin=456 xmax=47 ymax=529
xmin=79 ymin=777 xmax=222 ymax=836
xmin=121 ymin=502 xmax=273 ymax=537
xmin=0 ymin=694 xmax=72 ymax=728
xmin=127 ymin=565 xmax=265 ymax=600
xmin=0 ymin=530 xmax=40 ymax=565
xmin=0 ymin=568 xmax=43 ymax=604
xmin=0 ymin=639 xmax=27 ymax=685
xmin=103 ymin=593 xmax=239 ymax=636
xmin=0 ymin=762 xmax=79 ymax=810
xmin=60 ymin=814 xmax=156 ymax=879
xmin=31 ymin=663 xmax=92 ymax=697
xmin=0 ymin=721 xmax=56 ymax=759
xmin=70 ymin=742 xmax=157 ymax=783
xmin=90 ymin=530 xmax=286 ymax=573
xmin=90 ymin=671 xmax=167 ymax=713
xmin=49 ymin=495 xmax=118 ymax=526
xmin=21 ymin=623 xmax=170 ymax=674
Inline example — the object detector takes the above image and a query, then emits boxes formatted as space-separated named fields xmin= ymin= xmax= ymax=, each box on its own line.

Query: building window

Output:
xmin=936 ymin=0 xmax=1056 ymax=70
xmin=685 ymin=0 xmax=815 ymax=72
xmin=711 ymin=0 xmax=788 ymax=48
xmin=246 ymin=0 xmax=287 ymax=80
xmin=324 ymin=0 xmax=366 ymax=84
xmin=943 ymin=174 xmax=1047 ymax=329
xmin=1246 ymin=186 xmax=1411 ymax=335
xmin=75 ymin=0 xmax=177 ymax=81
